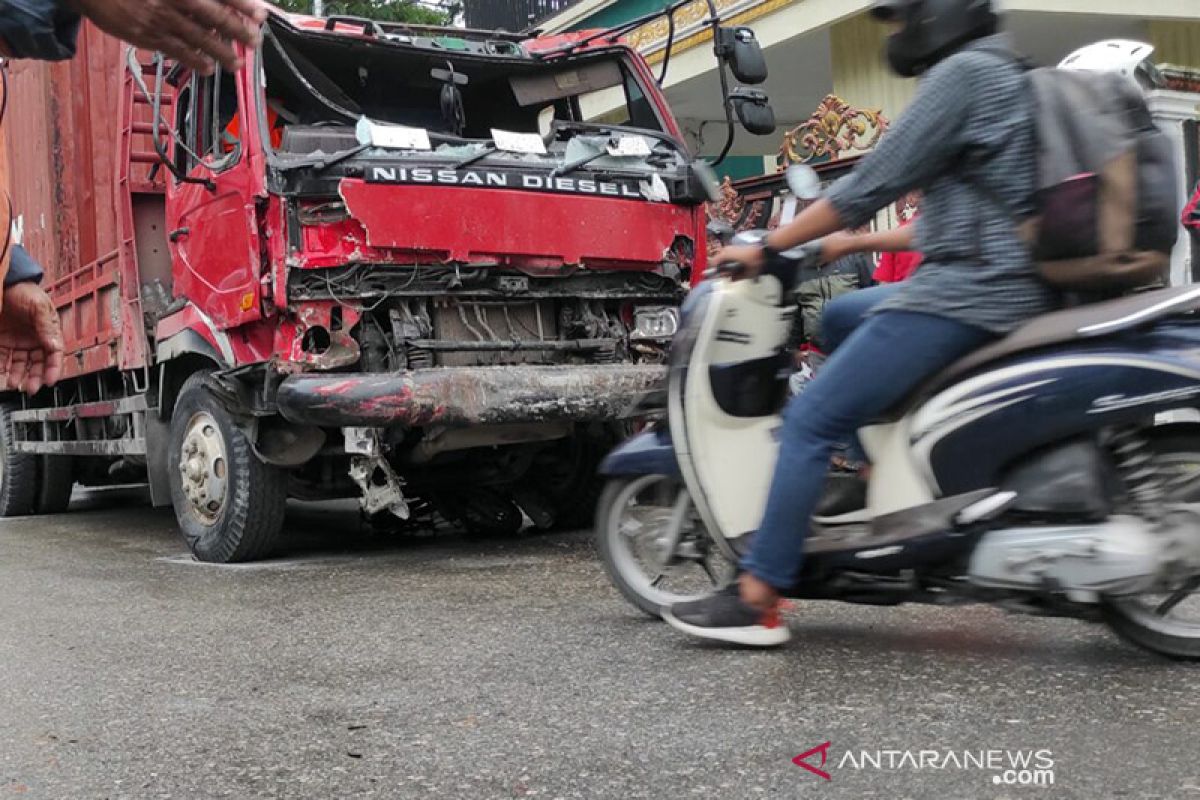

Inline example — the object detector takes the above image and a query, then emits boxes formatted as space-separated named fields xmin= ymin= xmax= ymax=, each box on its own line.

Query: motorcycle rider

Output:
xmin=664 ymin=0 xmax=1060 ymax=646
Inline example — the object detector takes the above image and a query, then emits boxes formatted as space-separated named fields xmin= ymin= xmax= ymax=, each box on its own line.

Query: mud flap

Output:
xmin=146 ymin=413 xmax=172 ymax=508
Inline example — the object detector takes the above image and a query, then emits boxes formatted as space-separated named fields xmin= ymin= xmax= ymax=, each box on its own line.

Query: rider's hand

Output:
xmin=67 ymin=0 xmax=269 ymax=75
xmin=710 ymin=245 xmax=766 ymax=280
xmin=0 ymin=282 xmax=64 ymax=395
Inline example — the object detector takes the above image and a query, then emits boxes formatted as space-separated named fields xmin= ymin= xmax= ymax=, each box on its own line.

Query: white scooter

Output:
xmin=595 ymin=165 xmax=1200 ymax=660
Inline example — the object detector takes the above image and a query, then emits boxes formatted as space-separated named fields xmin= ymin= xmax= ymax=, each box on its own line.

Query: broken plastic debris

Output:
xmin=355 ymin=117 xmax=431 ymax=151
xmin=607 ymin=136 xmax=652 ymax=158
xmin=492 ymin=129 xmax=546 ymax=155
xmin=639 ymin=174 xmax=670 ymax=203
xmin=563 ymin=136 xmax=604 ymax=164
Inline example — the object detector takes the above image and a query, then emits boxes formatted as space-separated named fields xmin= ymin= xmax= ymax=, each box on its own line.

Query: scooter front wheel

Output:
xmin=595 ymin=475 xmax=738 ymax=619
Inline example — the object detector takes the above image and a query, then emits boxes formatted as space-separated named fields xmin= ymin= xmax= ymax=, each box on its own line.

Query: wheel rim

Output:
xmin=178 ymin=411 xmax=228 ymax=524
xmin=1110 ymin=447 xmax=1200 ymax=637
xmin=606 ymin=475 xmax=736 ymax=609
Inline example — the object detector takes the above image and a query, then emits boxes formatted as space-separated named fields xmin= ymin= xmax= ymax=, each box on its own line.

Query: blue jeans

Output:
xmin=818 ymin=283 xmax=902 ymax=353
xmin=740 ymin=308 xmax=996 ymax=590
xmin=816 ymin=284 xmax=903 ymax=462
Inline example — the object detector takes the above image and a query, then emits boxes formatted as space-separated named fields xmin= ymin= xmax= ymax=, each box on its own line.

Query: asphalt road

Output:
xmin=1 ymin=489 xmax=1199 ymax=800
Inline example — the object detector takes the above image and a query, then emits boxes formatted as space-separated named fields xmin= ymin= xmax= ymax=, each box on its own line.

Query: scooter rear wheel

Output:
xmin=1102 ymin=430 xmax=1200 ymax=660
xmin=595 ymin=475 xmax=737 ymax=619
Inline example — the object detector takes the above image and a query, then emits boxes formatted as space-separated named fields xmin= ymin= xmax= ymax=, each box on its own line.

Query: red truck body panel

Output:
xmin=5 ymin=24 xmax=173 ymax=379
xmin=337 ymin=180 xmax=702 ymax=268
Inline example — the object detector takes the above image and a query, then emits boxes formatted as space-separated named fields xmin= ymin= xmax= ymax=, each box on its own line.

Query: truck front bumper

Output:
xmin=276 ymin=364 xmax=666 ymax=428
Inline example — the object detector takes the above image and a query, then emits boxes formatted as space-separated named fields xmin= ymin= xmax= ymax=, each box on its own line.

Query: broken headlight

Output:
xmin=631 ymin=306 xmax=680 ymax=340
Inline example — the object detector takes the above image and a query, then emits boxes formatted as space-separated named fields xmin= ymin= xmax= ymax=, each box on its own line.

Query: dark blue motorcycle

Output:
xmin=595 ymin=180 xmax=1200 ymax=660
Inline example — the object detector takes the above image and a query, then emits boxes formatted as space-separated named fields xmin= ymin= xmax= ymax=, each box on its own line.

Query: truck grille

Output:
xmin=431 ymin=300 xmax=559 ymax=367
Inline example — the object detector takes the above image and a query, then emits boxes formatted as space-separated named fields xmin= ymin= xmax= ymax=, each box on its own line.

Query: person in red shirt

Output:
xmin=873 ymin=192 xmax=923 ymax=282
xmin=1184 ymin=181 xmax=1200 ymax=246
xmin=873 ymin=215 xmax=923 ymax=282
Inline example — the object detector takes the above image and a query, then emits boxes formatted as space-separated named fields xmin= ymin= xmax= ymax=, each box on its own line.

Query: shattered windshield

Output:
xmin=260 ymin=17 xmax=673 ymax=167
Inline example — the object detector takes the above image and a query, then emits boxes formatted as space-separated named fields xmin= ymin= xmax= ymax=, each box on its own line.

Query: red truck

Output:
xmin=0 ymin=8 xmax=772 ymax=561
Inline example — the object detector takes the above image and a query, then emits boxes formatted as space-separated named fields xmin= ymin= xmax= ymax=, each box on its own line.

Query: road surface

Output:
xmin=0 ymin=489 xmax=1197 ymax=799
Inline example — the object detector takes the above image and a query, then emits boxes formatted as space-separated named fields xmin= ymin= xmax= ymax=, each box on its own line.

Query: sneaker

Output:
xmin=814 ymin=474 xmax=868 ymax=519
xmin=663 ymin=584 xmax=791 ymax=647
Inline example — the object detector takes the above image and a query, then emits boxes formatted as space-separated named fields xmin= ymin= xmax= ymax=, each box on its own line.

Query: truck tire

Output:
xmin=532 ymin=428 xmax=617 ymax=531
xmin=35 ymin=456 xmax=74 ymax=514
xmin=168 ymin=374 xmax=287 ymax=562
xmin=0 ymin=401 xmax=37 ymax=516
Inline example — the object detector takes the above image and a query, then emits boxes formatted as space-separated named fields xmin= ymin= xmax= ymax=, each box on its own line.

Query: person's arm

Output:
xmin=65 ymin=0 xmax=268 ymax=74
xmin=716 ymin=54 xmax=973 ymax=275
xmin=0 ymin=0 xmax=82 ymax=61
xmin=820 ymin=225 xmax=916 ymax=262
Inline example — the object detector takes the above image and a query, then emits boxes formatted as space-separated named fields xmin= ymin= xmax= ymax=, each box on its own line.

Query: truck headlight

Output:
xmin=632 ymin=306 xmax=679 ymax=340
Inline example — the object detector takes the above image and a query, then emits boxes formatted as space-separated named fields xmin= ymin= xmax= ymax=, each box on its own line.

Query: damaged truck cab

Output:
xmin=1 ymin=11 xmax=736 ymax=561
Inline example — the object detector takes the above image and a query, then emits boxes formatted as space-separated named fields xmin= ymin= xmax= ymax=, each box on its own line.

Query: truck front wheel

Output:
xmin=0 ymin=401 xmax=37 ymax=516
xmin=168 ymin=374 xmax=287 ymax=562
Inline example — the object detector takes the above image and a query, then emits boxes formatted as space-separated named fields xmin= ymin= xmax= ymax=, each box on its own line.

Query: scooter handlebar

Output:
xmin=705 ymin=235 xmax=825 ymax=283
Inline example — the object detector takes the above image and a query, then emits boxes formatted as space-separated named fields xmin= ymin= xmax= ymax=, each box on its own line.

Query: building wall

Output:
xmin=827 ymin=15 xmax=1200 ymax=132
xmin=1150 ymin=20 xmax=1200 ymax=66
xmin=829 ymin=14 xmax=916 ymax=125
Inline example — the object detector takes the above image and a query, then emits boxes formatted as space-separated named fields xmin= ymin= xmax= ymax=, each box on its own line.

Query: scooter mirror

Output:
xmin=785 ymin=164 xmax=821 ymax=201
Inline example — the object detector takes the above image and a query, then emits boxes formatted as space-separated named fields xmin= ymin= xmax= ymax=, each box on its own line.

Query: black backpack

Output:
xmin=983 ymin=50 xmax=1180 ymax=291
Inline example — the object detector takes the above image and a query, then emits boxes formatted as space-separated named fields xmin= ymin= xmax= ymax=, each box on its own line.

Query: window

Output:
xmin=200 ymin=68 xmax=241 ymax=164
xmin=261 ymin=18 xmax=664 ymax=154
xmin=172 ymin=82 xmax=194 ymax=176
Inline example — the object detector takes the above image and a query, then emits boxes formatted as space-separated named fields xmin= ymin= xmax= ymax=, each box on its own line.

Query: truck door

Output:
xmin=165 ymin=67 xmax=263 ymax=330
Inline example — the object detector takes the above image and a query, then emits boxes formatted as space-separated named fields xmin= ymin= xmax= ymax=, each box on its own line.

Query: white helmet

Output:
xmin=1059 ymin=40 xmax=1162 ymax=90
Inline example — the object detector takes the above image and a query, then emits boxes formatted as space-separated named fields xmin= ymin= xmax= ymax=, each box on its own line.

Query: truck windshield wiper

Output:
xmin=452 ymin=140 xmax=497 ymax=169
xmin=278 ymin=131 xmax=490 ymax=173
xmin=550 ymin=120 xmax=688 ymax=158
xmin=549 ymin=150 xmax=607 ymax=179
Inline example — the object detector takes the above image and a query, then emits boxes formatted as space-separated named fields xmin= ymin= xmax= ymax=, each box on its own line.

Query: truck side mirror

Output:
xmin=729 ymin=88 xmax=776 ymax=136
xmin=715 ymin=27 xmax=767 ymax=85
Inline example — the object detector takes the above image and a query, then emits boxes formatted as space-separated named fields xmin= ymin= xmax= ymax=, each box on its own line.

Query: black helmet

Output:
xmin=870 ymin=0 xmax=999 ymax=78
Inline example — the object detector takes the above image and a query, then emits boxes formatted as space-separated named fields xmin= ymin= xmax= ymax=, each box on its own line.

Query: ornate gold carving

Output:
xmin=624 ymin=0 xmax=797 ymax=63
xmin=778 ymin=94 xmax=889 ymax=167
xmin=1161 ymin=65 xmax=1200 ymax=95
xmin=705 ymin=177 xmax=765 ymax=256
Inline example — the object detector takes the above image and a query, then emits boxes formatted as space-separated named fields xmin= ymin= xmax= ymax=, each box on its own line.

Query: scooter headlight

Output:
xmin=631 ymin=306 xmax=680 ymax=340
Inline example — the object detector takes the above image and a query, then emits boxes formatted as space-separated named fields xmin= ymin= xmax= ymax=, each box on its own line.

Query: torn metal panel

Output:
xmin=349 ymin=455 xmax=410 ymax=519
xmin=276 ymin=364 xmax=666 ymax=428
xmin=272 ymin=301 xmax=363 ymax=372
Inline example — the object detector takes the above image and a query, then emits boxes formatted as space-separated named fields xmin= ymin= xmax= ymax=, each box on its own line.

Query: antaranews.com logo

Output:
xmin=793 ymin=742 xmax=1055 ymax=787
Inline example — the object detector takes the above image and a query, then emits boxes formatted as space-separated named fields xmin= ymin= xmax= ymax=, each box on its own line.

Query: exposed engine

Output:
xmin=290 ymin=266 xmax=685 ymax=372
xmin=967 ymin=513 xmax=1200 ymax=596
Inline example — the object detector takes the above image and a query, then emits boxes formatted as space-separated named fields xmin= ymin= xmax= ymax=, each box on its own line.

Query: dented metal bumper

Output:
xmin=275 ymin=365 xmax=666 ymax=428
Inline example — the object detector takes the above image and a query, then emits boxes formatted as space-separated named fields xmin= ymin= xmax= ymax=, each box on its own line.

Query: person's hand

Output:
xmin=68 ymin=0 xmax=269 ymax=75
xmin=0 ymin=282 xmax=64 ymax=395
xmin=818 ymin=231 xmax=857 ymax=265
xmin=710 ymin=245 xmax=766 ymax=280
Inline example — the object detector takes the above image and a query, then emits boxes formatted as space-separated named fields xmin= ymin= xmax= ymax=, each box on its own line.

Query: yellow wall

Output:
xmin=1150 ymin=20 xmax=1200 ymax=67
xmin=829 ymin=13 xmax=916 ymax=126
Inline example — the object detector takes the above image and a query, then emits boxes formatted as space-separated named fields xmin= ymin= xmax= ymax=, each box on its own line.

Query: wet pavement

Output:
xmin=1 ymin=488 xmax=1198 ymax=799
